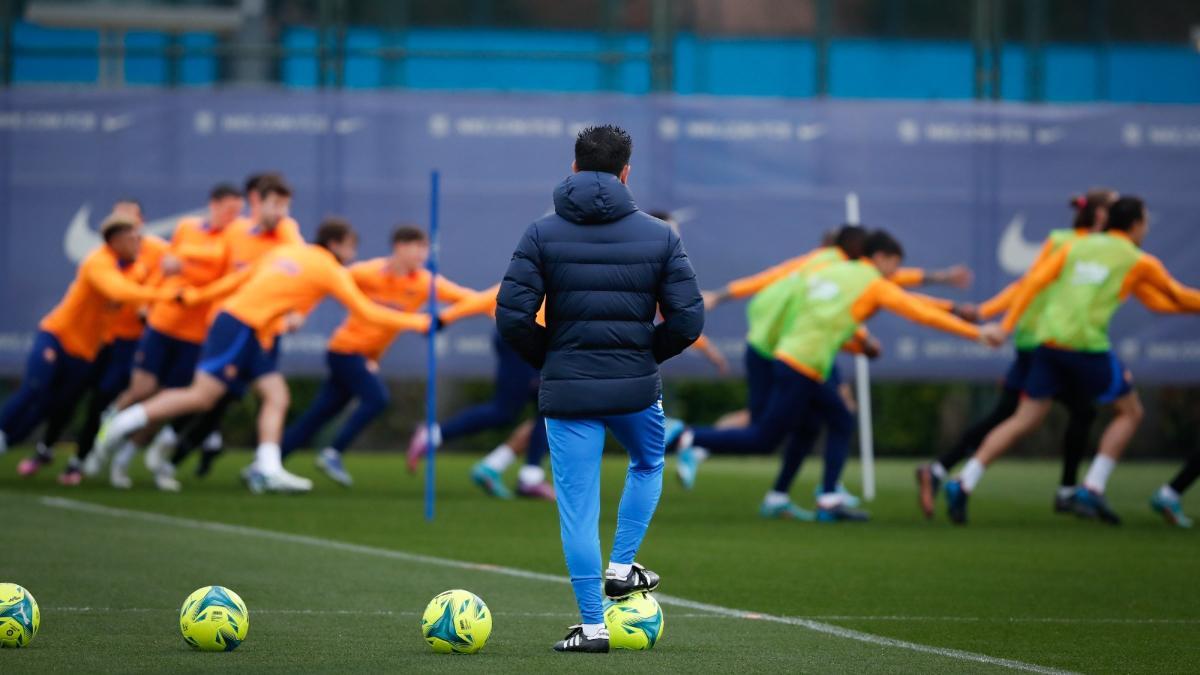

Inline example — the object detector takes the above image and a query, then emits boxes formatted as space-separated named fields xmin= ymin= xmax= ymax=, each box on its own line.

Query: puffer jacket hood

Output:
xmin=552 ymin=171 xmax=638 ymax=225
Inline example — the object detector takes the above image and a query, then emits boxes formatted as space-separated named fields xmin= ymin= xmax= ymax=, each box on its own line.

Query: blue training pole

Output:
xmin=425 ymin=170 xmax=440 ymax=521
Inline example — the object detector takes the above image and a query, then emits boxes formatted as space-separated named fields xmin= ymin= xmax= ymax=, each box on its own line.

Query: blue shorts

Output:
xmin=98 ymin=338 xmax=139 ymax=395
xmin=197 ymin=312 xmax=279 ymax=396
xmin=1024 ymin=346 xmax=1132 ymax=404
xmin=1002 ymin=349 xmax=1035 ymax=393
xmin=136 ymin=328 xmax=202 ymax=389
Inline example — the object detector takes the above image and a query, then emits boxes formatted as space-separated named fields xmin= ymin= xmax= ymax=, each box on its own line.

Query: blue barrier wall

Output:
xmin=2 ymin=90 xmax=1199 ymax=382
xmin=10 ymin=21 xmax=1200 ymax=103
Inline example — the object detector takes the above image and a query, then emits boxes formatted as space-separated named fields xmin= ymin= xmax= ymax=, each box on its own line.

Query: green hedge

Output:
xmin=3 ymin=377 xmax=1197 ymax=459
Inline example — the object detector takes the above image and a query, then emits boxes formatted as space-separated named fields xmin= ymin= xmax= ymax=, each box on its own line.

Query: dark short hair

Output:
xmin=244 ymin=171 xmax=282 ymax=195
xmin=316 ymin=216 xmax=356 ymax=248
xmin=833 ymin=225 xmax=869 ymax=259
xmin=255 ymin=174 xmax=291 ymax=200
xmin=1070 ymin=188 xmax=1117 ymax=229
xmin=391 ymin=225 xmax=428 ymax=245
xmin=574 ymin=124 xmax=632 ymax=176
xmin=864 ymin=229 xmax=905 ymax=259
xmin=100 ymin=216 xmax=137 ymax=243
xmin=209 ymin=183 xmax=243 ymax=201
xmin=1105 ymin=196 xmax=1146 ymax=232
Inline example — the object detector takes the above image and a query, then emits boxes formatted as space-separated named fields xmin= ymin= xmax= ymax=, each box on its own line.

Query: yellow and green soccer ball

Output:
xmin=0 ymin=583 xmax=40 ymax=648
xmin=604 ymin=592 xmax=664 ymax=650
xmin=421 ymin=589 xmax=492 ymax=654
xmin=179 ymin=586 xmax=249 ymax=652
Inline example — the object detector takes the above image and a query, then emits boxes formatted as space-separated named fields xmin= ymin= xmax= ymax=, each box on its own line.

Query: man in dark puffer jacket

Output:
xmin=497 ymin=125 xmax=704 ymax=653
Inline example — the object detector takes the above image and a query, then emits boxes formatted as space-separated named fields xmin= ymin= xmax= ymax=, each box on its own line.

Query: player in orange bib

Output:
xmin=0 ymin=217 xmax=178 ymax=463
xmin=279 ymin=225 xmax=474 ymax=487
xmin=82 ymin=184 xmax=245 ymax=487
xmin=93 ymin=217 xmax=431 ymax=493
xmin=152 ymin=172 xmax=306 ymax=486
xmin=28 ymin=199 xmax=174 ymax=485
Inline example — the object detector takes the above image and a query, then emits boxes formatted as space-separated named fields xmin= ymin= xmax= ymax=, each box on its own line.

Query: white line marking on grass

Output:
xmin=46 ymin=608 xmax=1196 ymax=626
xmin=807 ymin=615 xmax=1200 ymax=625
xmin=37 ymin=495 xmax=1074 ymax=675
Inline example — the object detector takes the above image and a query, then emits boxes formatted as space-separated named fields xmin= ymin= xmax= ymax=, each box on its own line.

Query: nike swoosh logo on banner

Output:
xmin=63 ymin=204 xmax=203 ymax=263
xmin=997 ymin=213 xmax=1043 ymax=276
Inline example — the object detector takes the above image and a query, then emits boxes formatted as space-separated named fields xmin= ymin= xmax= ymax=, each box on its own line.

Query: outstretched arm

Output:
xmin=85 ymin=259 xmax=177 ymax=304
xmin=182 ymin=265 xmax=255 ymax=306
xmin=1127 ymin=254 xmax=1200 ymax=313
xmin=328 ymin=266 xmax=431 ymax=333
xmin=711 ymin=251 xmax=817 ymax=307
xmin=441 ymin=284 xmax=500 ymax=326
xmin=497 ymin=224 xmax=550 ymax=368
xmin=860 ymin=279 xmax=983 ymax=341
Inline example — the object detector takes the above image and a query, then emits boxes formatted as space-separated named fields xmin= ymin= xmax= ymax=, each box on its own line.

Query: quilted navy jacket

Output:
xmin=496 ymin=171 xmax=704 ymax=418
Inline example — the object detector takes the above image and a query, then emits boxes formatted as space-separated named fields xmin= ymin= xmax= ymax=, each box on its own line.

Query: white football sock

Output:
xmin=109 ymin=405 xmax=149 ymax=439
xmin=607 ymin=562 xmax=632 ymax=579
xmin=678 ymin=428 xmax=694 ymax=450
xmin=581 ymin=623 xmax=605 ymax=639
xmin=817 ymin=491 xmax=843 ymax=509
xmin=481 ymin=444 xmax=516 ymax=473
xmin=930 ymin=462 xmax=948 ymax=480
xmin=153 ymin=425 xmax=178 ymax=450
xmin=113 ymin=441 xmax=137 ymax=470
xmin=763 ymin=490 xmax=790 ymax=508
xmin=1084 ymin=455 xmax=1116 ymax=494
xmin=960 ymin=458 xmax=986 ymax=492
xmin=202 ymin=431 xmax=223 ymax=453
xmin=1057 ymin=485 xmax=1076 ymax=499
xmin=1158 ymin=485 xmax=1180 ymax=502
xmin=255 ymin=442 xmax=283 ymax=473
xmin=518 ymin=464 xmax=545 ymax=487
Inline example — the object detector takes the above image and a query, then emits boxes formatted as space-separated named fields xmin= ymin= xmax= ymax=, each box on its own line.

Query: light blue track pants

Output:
xmin=546 ymin=402 xmax=666 ymax=624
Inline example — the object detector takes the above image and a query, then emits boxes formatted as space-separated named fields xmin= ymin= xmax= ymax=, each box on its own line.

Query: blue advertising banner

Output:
xmin=1 ymin=90 xmax=1198 ymax=381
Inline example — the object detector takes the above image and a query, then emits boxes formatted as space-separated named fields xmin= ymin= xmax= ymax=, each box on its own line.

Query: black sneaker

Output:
xmin=916 ymin=463 xmax=942 ymax=519
xmin=604 ymin=563 xmax=660 ymax=599
xmin=1053 ymin=490 xmax=1076 ymax=514
xmin=553 ymin=625 xmax=610 ymax=653
xmin=945 ymin=479 xmax=970 ymax=525
xmin=1072 ymin=487 xmax=1122 ymax=525
xmin=195 ymin=449 xmax=221 ymax=478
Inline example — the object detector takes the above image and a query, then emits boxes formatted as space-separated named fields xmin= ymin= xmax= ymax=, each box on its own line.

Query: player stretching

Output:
xmin=689 ymin=227 xmax=971 ymax=492
xmin=22 ymin=199 xmax=172 ymax=485
xmin=93 ymin=218 xmax=430 ymax=493
xmin=498 ymin=125 xmax=703 ymax=652
xmin=279 ymin=225 xmax=473 ymax=486
xmin=944 ymin=196 xmax=1200 ymax=524
xmin=676 ymin=231 xmax=1003 ymax=522
xmin=83 ymin=184 xmax=246 ymax=488
xmin=917 ymin=190 xmax=1127 ymax=517
xmin=0 ymin=217 xmax=178 ymax=460
xmin=150 ymin=172 xmax=305 ymax=481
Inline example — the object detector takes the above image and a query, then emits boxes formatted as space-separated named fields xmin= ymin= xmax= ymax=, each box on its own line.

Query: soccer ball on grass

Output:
xmin=421 ymin=589 xmax=492 ymax=654
xmin=179 ymin=585 xmax=249 ymax=652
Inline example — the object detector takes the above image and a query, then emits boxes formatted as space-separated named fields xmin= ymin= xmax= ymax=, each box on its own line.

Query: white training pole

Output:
xmin=845 ymin=192 xmax=876 ymax=501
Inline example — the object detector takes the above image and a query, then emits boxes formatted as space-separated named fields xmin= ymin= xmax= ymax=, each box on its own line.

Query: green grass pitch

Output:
xmin=1 ymin=450 xmax=1197 ymax=673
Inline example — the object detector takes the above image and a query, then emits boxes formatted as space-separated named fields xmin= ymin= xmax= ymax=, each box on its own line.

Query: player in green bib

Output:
xmin=676 ymin=231 xmax=1003 ymax=521
xmin=946 ymin=196 xmax=1200 ymax=525
xmin=917 ymin=190 xmax=1116 ymax=518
